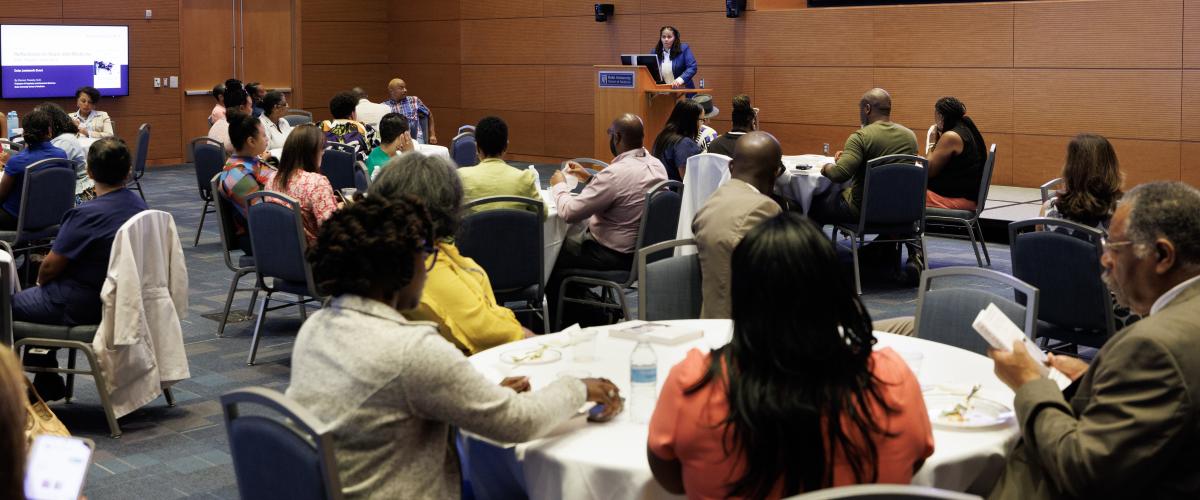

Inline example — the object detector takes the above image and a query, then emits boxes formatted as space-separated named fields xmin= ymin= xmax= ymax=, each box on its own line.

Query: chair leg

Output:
xmin=920 ymin=235 xmax=929 ymax=271
xmin=218 ymin=269 xmax=252 ymax=338
xmin=164 ymin=387 xmax=176 ymax=407
xmin=964 ymin=220 xmax=984 ymax=267
xmin=298 ymin=296 xmax=308 ymax=321
xmin=65 ymin=349 xmax=77 ymax=403
xmin=134 ymin=179 xmax=145 ymax=202
xmin=193 ymin=201 xmax=210 ymax=247
xmin=246 ymin=278 xmax=260 ymax=316
xmin=974 ymin=221 xmax=991 ymax=266
xmin=615 ymin=285 xmax=630 ymax=323
xmin=555 ymin=282 xmax=569 ymax=331
xmin=78 ymin=346 xmax=121 ymax=438
xmin=851 ymin=234 xmax=863 ymax=296
xmin=247 ymin=293 xmax=271 ymax=366
xmin=540 ymin=296 xmax=551 ymax=334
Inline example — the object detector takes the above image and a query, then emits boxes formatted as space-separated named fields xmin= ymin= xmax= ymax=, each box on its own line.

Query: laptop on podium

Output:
xmin=620 ymin=54 xmax=665 ymax=85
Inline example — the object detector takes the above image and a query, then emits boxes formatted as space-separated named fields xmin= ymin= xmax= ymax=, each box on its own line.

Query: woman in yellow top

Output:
xmin=369 ymin=151 xmax=531 ymax=354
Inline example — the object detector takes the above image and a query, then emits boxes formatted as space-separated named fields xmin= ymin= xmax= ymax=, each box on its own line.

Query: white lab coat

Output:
xmin=91 ymin=210 xmax=190 ymax=418
xmin=676 ymin=153 xmax=732 ymax=254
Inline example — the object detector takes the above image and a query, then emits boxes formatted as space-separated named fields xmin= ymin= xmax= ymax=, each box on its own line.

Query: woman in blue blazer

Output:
xmin=654 ymin=26 xmax=698 ymax=89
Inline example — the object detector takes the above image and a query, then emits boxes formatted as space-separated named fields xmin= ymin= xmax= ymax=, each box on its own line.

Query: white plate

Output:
xmin=499 ymin=346 xmax=562 ymax=365
xmin=926 ymin=394 xmax=1013 ymax=429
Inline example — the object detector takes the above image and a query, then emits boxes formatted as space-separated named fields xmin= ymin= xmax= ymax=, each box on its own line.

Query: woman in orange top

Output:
xmin=647 ymin=212 xmax=934 ymax=499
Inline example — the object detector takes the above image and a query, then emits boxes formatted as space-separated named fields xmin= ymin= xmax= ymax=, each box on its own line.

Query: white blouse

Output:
xmin=659 ymin=50 xmax=676 ymax=84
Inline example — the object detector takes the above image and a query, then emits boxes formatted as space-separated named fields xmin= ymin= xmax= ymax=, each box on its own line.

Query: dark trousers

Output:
xmin=13 ymin=286 xmax=76 ymax=326
xmin=0 ymin=208 xmax=16 ymax=230
xmin=808 ymin=189 xmax=858 ymax=227
xmin=546 ymin=233 xmax=634 ymax=329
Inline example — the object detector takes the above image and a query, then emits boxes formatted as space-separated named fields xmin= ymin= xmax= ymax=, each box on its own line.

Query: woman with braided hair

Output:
xmin=926 ymin=96 xmax=987 ymax=210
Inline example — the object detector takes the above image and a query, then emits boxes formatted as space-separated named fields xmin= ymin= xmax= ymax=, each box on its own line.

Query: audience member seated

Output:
xmin=246 ymin=81 xmax=266 ymax=118
xmin=926 ymin=97 xmax=986 ymax=210
xmin=693 ymin=132 xmax=784 ymax=319
xmin=652 ymin=100 xmax=703 ymax=181
xmin=258 ymin=90 xmax=293 ymax=150
xmin=269 ymin=125 xmax=337 ymax=245
xmin=547 ymin=113 xmax=668 ymax=326
xmin=216 ymin=112 xmax=276 ymax=254
xmin=69 ymin=86 xmax=114 ymax=139
xmin=692 ymin=95 xmax=719 ymax=152
xmin=209 ymin=82 xmax=226 ymax=125
xmin=457 ymin=116 xmax=542 ymax=215
xmin=382 ymin=77 xmax=437 ymax=144
xmin=36 ymin=102 xmax=93 ymax=202
xmin=369 ymin=153 xmax=533 ymax=354
xmin=209 ymin=79 xmax=254 ymax=154
xmin=648 ymin=212 xmax=934 ymax=498
xmin=285 ymin=196 xmax=622 ymax=499
xmin=989 ymin=181 xmax=1200 ymax=499
xmin=1041 ymin=133 xmax=1141 ymax=331
xmin=0 ymin=348 xmax=25 ymax=500
xmin=13 ymin=138 xmax=148 ymax=400
xmin=0 ymin=109 xmax=68 ymax=230
xmin=707 ymin=94 xmax=756 ymax=158
xmin=352 ymin=86 xmax=389 ymax=130
xmin=366 ymin=113 xmax=414 ymax=180
xmin=810 ymin=88 xmax=919 ymax=280
xmin=320 ymin=91 xmax=377 ymax=164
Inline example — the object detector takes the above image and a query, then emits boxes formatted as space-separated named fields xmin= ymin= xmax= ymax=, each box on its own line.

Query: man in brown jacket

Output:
xmin=989 ymin=181 xmax=1200 ymax=499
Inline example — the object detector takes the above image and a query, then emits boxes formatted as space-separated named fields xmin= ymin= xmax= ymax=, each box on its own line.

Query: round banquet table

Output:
xmin=463 ymin=319 xmax=1020 ymax=500
xmin=774 ymin=154 xmax=840 ymax=214
xmin=539 ymin=189 xmax=584 ymax=283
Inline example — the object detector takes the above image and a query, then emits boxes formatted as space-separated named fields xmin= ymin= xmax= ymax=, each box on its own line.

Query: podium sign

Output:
xmin=598 ymin=71 xmax=635 ymax=88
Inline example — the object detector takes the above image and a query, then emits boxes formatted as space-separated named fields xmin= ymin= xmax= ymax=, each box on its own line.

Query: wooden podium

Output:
xmin=593 ymin=65 xmax=711 ymax=160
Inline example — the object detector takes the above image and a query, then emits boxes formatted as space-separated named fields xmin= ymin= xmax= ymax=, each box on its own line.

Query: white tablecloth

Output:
xmin=464 ymin=319 xmax=1019 ymax=499
xmin=774 ymin=154 xmax=838 ymax=214
xmin=78 ymin=137 xmax=98 ymax=151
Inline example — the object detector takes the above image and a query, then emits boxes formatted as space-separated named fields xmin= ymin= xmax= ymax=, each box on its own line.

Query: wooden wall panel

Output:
xmin=986 ymin=134 xmax=1015 ymax=186
xmin=874 ymin=68 xmax=1013 ymax=134
xmin=1011 ymin=135 xmax=1068 ymax=188
xmin=301 ymin=64 xmax=391 ymax=109
xmin=391 ymin=21 xmax=461 ymax=65
xmin=461 ymin=65 xmax=545 ymax=112
xmin=543 ymin=16 xmax=641 ymax=67
xmin=1182 ymin=143 xmax=1200 ymax=188
xmin=1013 ymin=70 xmax=1181 ymax=141
xmin=459 ymin=109 xmax=545 ymax=155
xmin=1185 ymin=0 xmax=1200 ymax=68
xmin=1109 ymin=138 xmax=1181 ymax=187
xmin=744 ymin=9 xmax=873 ymax=67
xmin=300 ymin=0 xmax=388 ymax=22
xmin=641 ymin=12 xmax=739 ymax=66
xmin=390 ymin=0 xmax=459 ymax=21
xmin=430 ymin=107 xmax=463 ymax=138
xmin=460 ymin=18 xmax=544 ymax=65
xmin=754 ymin=67 xmax=872 ymax=126
xmin=106 ymin=67 xmax=181 ymax=116
xmin=758 ymin=123 xmax=860 ymax=158
xmin=544 ymin=66 xmax=596 ymax=116
xmin=871 ymin=3 xmax=1013 ymax=68
xmin=64 ymin=0 xmax=177 ymax=20
xmin=1184 ymin=71 xmax=1200 ymax=141
xmin=115 ymin=114 xmax=182 ymax=161
xmin=303 ymin=22 xmax=389 ymax=65
xmin=460 ymin=0 xmax=541 ymax=20
xmin=1015 ymin=0 xmax=1182 ymax=69
xmin=641 ymin=0 xmax=723 ymax=14
xmin=389 ymin=64 xmax=462 ymax=109
xmin=543 ymin=113 xmax=594 ymax=158
xmin=543 ymin=0 xmax=640 ymax=17
xmin=0 ymin=2 xmax=60 ymax=17
xmin=695 ymin=65 xmax=755 ymax=121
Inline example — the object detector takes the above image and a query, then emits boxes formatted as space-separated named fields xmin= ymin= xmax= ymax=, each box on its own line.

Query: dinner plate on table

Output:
xmin=499 ymin=346 xmax=562 ymax=365
xmin=925 ymin=393 xmax=1013 ymax=430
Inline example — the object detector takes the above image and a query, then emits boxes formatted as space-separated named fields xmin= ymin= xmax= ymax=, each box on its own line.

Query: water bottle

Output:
xmin=823 ymin=143 xmax=831 ymax=156
xmin=6 ymin=111 xmax=17 ymax=139
xmin=698 ymin=79 xmax=705 ymax=89
xmin=630 ymin=340 xmax=658 ymax=424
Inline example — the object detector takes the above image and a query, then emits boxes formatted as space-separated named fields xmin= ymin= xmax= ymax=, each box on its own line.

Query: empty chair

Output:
xmin=1040 ymin=177 xmax=1064 ymax=204
xmin=221 ymin=387 xmax=343 ymax=500
xmin=244 ymin=191 xmax=323 ymax=365
xmin=284 ymin=109 xmax=314 ymax=127
xmin=127 ymin=123 xmax=150 ymax=201
xmin=191 ymin=137 xmax=225 ymax=246
xmin=785 ymin=484 xmax=981 ymax=500
xmin=676 ymin=153 xmax=731 ymax=244
xmin=451 ymin=132 xmax=477 ymax=167
xmin=1009 ymin=218 xmax=1114 ymax=350
xmin=457 ymin=124 xmax=476 ymax=135
xmin=832 ymin=155 xmax=928 ymax=295
xmin=457 ymin=196 xmax=547 ymax=331
xmin=212 ymin=174 xmax=260 ymax=338
xmin=914 ymin=267 xmax=1039 ymax=356
xmin=556 ymin=180 xmax=682 ymax=328
xmin=638 ymin=238 xmax=701 ymax=321
xmin=321 ymin=143 xmax=357 ymax=190
xmin=925 ymin=144 xmax=998 ymax=267
xmin=353 ymin=161 xmax=369 ymax=191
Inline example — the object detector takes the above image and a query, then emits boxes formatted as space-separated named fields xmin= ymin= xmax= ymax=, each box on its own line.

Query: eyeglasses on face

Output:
xmin=422 ymin=239 xmax=439 ymax=271
xmin=1100 ymin=236 xmax=1136 ymax=254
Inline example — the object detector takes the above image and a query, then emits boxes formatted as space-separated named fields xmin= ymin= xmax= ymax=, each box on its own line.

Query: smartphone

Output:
xmin=24 ymin=435 xmax=95 ymax=500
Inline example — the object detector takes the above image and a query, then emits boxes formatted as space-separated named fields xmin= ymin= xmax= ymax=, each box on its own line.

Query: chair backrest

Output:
xmin=211 ymin=174 xmax=252 ymax=274
xmin=1040 ymin=177 xmax=1064 ymax=205
xmin=245 ymin=192 xmax=318 ymax=295
xmin=192 ymin=138 xmax=225 ymax=202
xmin=632 ymin=180 xmax=684 ymax=279
xmin=677 ymin=153 xmax=731 ymax=241
xmin=569 ymin=157 xmax=610 ymax=170
xmin=914 ymin=267 xmax=1039 ymax=356
xmin=638 ymin=238 xmax=701 ymax=321
xmin=859 ymin=155 xmax=928 ymax=232
xmin=221 ymin=387 xmax=344 ymax=500
xmin=16 ymin=158 xmax=76 ymax=243
xmin=352 ymin=161 xmax=369 ymax=190
xmin=451 ymin=132 xmax=477 ymax=167
xmin=1009 ymin=218 xmax=1114 ymax=336
xmin=971 ymin=144 xmax=998 ymax=215
xmin=416 ymin=114 xmax=430 ymax=143
xmin=785 ymin=484 xmax=981 ymax=500
xmin=457 ymin=124 xmax=476 ymax=135
xmin=132 ymin=123 xmax=150 ymax=180
xmin=0 ymin=245 xmax=13 ymax=346
xmin=321 ymin=144 xmax=357 ymax=190
xmin=286 ymin=109 xmax=313 ymax=118
xmin=458 ymin=196 xmax=544 ymax=297
xmin=284 ymin=114 xmax=313 ymax=127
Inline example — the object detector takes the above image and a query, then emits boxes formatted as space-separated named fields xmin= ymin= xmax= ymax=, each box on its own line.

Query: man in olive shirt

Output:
xmin=810 ymin=88 xmax=917 ymax=225
xmin=457 ymin=116 xmax=542 ymax=215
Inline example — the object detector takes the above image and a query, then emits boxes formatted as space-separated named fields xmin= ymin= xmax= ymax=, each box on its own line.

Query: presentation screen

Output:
xmin=0 ymin=24 xmax=129 ymax=99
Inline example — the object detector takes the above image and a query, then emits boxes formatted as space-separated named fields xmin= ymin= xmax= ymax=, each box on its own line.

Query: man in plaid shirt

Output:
xmin=382 ymin=77 xmax=438 ymax=145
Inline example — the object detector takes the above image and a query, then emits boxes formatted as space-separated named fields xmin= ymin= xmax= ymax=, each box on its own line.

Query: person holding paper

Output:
xmin=988 ymin=181 xmax=1200 ymax=499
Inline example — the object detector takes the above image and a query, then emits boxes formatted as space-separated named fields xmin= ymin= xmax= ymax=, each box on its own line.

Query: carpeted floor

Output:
xmin=43 ymin=163 xmax=1012 ymax=499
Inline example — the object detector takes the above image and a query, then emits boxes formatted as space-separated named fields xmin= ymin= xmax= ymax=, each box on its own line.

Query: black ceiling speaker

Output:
xmin=595 ymin=3 xmax=614 ymax=22
xmin=726 ymin=0 xmax=747 ymax=18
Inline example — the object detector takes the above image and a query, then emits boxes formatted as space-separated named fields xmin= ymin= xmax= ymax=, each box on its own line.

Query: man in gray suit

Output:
xmin=693 ymin=131 xmax=784 ymax=319
xmin=989 ymin=181 xmax=1200 ymax=499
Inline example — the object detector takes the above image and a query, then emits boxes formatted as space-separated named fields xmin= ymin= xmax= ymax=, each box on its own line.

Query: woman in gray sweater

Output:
xmin=286 ymin=196 xmax=623 ymax=499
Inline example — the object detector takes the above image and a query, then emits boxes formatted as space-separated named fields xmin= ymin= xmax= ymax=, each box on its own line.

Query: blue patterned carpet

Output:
xmin=50 ymin=164 xmax=1011 ymax=499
